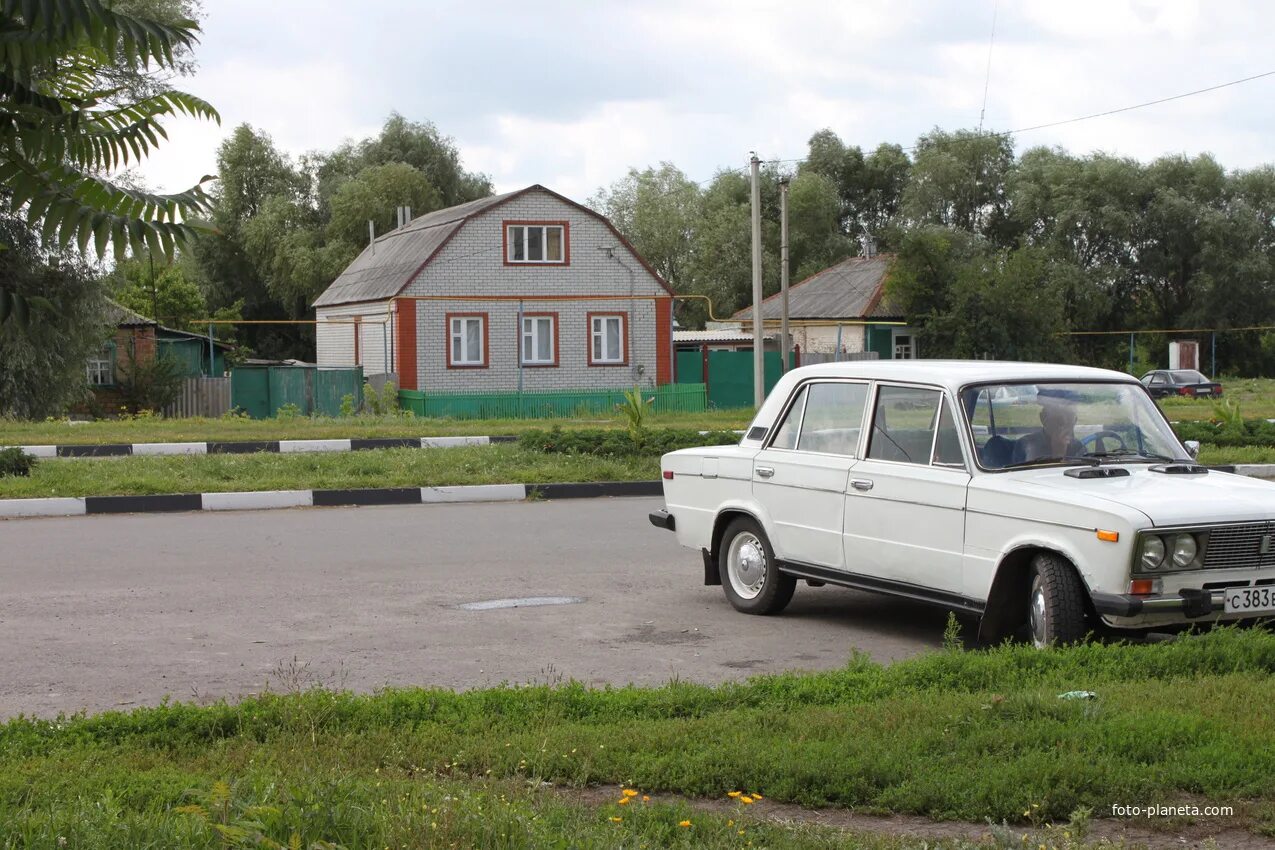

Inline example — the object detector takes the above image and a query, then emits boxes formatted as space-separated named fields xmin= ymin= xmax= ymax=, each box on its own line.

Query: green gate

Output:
xmin=693 ymin=351 xmax=782 ymax=409
xmin=231 ymin=366 xmax=364 ymax=419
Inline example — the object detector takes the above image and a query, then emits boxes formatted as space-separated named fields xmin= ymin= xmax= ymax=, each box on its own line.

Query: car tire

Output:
xmin=1027 ymin=552 xmax=1089 ymax=648
xmin=719 ymin=517 xmax=795 ymax=615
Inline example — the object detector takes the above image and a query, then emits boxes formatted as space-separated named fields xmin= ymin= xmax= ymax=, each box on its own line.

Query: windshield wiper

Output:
xmin=1003 ymin=455 xmax=1100 ymax=469
xmin=1087 ymin=449 xmax=1176 ymax=463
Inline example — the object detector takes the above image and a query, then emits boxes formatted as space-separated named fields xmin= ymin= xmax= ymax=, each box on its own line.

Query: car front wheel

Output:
xmin=1027 ymin=553 xmax=1089 ymax=648
xmin=719 ymin=517 xmax=795 ymax=615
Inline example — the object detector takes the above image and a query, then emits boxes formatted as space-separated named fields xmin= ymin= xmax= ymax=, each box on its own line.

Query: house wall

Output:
xmin=85 ymin=326 xmax=157 ymax=414
xmin=775 ymin=323 xmax=867 ymax=355
xmin=399 ymin=189 xmax=671 ymax=392
xmin=315 ymin=301 xmax=393 ymax=375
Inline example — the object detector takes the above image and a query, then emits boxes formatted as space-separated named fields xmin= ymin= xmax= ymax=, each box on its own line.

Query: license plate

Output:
xmin=1223 ymin=586 xmax=1275 ymax=614
xmin=1195 ymin=388 xmax=1210 ymax=395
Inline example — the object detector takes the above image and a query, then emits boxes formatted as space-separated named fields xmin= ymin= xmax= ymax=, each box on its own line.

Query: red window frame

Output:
xmin=503 ymin=220 xmax=571 ymax=266
xmin=586 ymin=311 xmax=629 ymax=366
xmin=445 ymin=312 xmax=489 ymax=369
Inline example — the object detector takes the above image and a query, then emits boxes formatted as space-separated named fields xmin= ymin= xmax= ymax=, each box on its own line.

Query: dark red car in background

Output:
xmin=1140 ymin=369 xmax=1224 ymax=398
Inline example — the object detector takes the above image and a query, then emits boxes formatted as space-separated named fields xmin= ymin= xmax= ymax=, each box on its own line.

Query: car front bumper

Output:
xmin=1092 ymin=588 xmax=1224 ymax=618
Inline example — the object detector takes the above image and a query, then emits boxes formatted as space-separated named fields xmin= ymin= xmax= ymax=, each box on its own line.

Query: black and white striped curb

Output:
xmin=3 ymin=435 xmax=519 ymax=459
xmin=0 ymin=480 xmax=664 ymax=519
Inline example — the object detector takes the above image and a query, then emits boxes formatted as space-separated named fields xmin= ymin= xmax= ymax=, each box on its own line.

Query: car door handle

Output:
xmin=850 ymin=478 xmax=874 ymax=492
xmin=756 ymin=467 xmax=775 ymax=478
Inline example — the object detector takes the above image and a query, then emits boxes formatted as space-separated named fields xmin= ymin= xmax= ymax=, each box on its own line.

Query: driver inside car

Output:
xmin=1012 ymin=398 xmax=1086 ymax=464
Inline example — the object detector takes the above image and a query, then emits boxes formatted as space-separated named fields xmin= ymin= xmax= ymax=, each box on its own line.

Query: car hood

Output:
xmin=1001 ymin=465 xmax=1275 ymax=527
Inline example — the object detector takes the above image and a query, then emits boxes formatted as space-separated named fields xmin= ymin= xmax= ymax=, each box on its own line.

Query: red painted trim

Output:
xmin=654 ymin=297 xmax=672 ymax=385
xmin=518 ymin=311 xmax=560 ymax=367
xmin=445 ymin=312 xmax=490 ymax=369
xmin=352 ymin=316 xmax=361 ymax=366
xmin=395 ymin=298 xmax=417 ymax=390
xmin=586 ymin=311 xmax=629 ymax=367
xmin=502 ymin=220 xmax=570 ymax=266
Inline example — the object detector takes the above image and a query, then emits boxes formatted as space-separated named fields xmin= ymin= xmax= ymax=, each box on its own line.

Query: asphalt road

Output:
xmin=0 ymin=498 xmax=946 ymax=719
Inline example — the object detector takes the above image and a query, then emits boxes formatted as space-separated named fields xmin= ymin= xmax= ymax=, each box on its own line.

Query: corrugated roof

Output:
xmin=107 ymin=300 xmax=157 ymax=327
xmin=312 ymin=190 xmax=522 ymax=308
xmin=674 ymin=329 xmax=773 ymax=343
xmin=732 ymin=255 xmax=899 ymax=322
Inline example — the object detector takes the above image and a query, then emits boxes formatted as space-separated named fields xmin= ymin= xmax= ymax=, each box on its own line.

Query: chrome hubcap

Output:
xmin=1030 ymin=583 xmax=1048 ymax=647
xmin=728 ymin=533 xmax=767 ymax=599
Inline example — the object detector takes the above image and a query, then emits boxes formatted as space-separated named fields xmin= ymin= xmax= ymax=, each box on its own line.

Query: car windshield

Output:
xmin=1171 ymin=370 xmax=1207 ymax=383
xmin=961 ymin=382 xmax=1187 ymax=470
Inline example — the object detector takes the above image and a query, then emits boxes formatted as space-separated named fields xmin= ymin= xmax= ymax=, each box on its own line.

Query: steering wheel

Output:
xmin=1081 ymin=429 xmax=1129 ymax=454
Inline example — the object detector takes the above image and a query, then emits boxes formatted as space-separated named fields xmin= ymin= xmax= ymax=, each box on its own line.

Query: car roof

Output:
xmin=743 ymin=359 xmax=1140 ymax=447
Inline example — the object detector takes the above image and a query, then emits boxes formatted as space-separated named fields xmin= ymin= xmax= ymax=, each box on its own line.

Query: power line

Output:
xmin=977 ymin=0 xmax=1000 ymax=133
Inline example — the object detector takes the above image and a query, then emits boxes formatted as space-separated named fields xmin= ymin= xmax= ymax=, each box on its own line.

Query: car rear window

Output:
xmin=1171 ymin=370 xmax=1207 ymax=383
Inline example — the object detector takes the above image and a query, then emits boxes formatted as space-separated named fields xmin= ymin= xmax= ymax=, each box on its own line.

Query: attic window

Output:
xmin=506 ymin=222 xmax=567 ymax=264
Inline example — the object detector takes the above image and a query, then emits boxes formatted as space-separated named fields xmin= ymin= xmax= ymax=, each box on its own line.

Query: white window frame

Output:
xmin=449 ymin=315 xmax=486 ymax=367
xmin=87 ymin=341 xmax=115 ymax=386
xmin=521 ymin=315 xmax=556 ymax=365
xmin=892 ymin=330 xmax=916 ymax=360
xmin=506 ymin=224 xmax=566 ymax=264
xmin=590 ymin=314 xmax=625 ymax=364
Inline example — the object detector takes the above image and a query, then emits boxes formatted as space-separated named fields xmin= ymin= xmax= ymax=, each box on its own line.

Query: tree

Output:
xmin=325 ymin=162 xmax=443 ymax=248
xmin=0 ymin=213 xmax=108 ymax=418
xmin=900 ymin=129 xmax=1015 ymax=243
xmin=0 ymin=0 xmax=220 ymax=265
xmin=589 ymin=163 xmax=702 ymax=293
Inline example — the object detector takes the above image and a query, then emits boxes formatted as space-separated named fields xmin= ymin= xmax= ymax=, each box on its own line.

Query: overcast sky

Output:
xmin=139 ymin=0 xmax=1275 ymax=202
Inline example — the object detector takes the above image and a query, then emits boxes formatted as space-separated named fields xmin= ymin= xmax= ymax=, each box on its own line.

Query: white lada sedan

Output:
xmin=649 ymin=361 xmax=1275 ymax=646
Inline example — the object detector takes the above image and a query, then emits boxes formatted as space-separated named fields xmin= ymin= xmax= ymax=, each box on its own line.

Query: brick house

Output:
xmin=731 ymin=254 xmax=917 ymax=360
xmin=312 ymin=185 xmax=675 ymax=392
xmin=86 ymin=302 xmax=231 ymax=411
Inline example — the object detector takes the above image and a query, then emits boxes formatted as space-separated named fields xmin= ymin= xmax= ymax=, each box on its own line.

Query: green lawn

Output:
xmin=1158 ymin=376 xmax=1275 ymax=420
xmin=0 ymin=410 xmax=755 ymax=446
xmin=3 ymin=628 xmax=1273 ymax=848
xmin=0 ymin=446 xmax=660 ymax=498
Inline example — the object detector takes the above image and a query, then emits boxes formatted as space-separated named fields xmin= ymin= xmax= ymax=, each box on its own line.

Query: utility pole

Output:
xmin=779 ymin=177 xmax=790 ymax=373
xmin=749 ymin=153 xmax=764 ymax=407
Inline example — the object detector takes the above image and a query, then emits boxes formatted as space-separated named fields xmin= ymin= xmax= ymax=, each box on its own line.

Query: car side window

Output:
xmin=1149 ymin=373 xmax=1165 ymax=385
xmin=867 ymin=385 xmax=942 ymax=465
xmin=931 ymin=400 xmax=966 ymax=467
xmin=796 ymin=382 xmax=869 ymax=455
xmin=768 ymin=386 xmax=807 ymax=450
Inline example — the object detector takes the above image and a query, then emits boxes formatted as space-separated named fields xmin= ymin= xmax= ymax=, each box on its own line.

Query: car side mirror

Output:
xmin=1184 ymin=440 xmax=1200 ymax=460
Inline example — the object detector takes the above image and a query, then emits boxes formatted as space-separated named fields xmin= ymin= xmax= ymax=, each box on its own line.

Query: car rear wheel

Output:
xmin=719 ymin=517 xmax=795 ymax=615
xmin=1028 ymin=552 xmax=1089 ymax=648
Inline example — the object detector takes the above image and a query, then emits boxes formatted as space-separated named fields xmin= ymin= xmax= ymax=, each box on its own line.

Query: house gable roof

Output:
xmin=731 ymin=254 xmax=900 ymax=322
xmin=312 ymin=184 xmax=673 ymax=309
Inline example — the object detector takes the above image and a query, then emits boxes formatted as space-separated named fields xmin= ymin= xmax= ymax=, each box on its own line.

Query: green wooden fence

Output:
xmin=398 ymin=384 xmax=707 ymax=419
xmin=675 ymin=350 xmax=784 ymax=409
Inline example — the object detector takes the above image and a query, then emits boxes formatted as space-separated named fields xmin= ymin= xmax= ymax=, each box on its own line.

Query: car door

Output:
xmin=752 ymin=380 xmax=870 ymax=570
xmin=840 ymin=383 xmax=971 ymax=595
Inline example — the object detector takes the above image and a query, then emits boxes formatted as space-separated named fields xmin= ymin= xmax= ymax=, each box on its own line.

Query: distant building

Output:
xmin=312 ymin=185 xmax=675 ymax=391
xmin=731 ymin=254 xmax=916 ymax=359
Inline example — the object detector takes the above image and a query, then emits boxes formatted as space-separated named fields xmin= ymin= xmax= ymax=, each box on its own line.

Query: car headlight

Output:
xmin=1140 ymin=536 xmax=1166 ymax=571
xmin=1171 ymin=533 xmax=1199 ymax=567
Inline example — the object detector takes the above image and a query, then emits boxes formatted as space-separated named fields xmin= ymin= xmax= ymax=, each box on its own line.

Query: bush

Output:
xmin=0 ymin=446 xmax=35 ymax=477
xmin=518 ymin=426 xmax=738 ymax=457
xmin=1174 ymin=418 xmax=1275 ymax=448
xmin=116 ymin=350 xmax=185 ymax=414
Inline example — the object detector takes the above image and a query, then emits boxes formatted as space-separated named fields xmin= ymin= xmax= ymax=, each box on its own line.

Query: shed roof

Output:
xmin=312 ymin=184 xmax=673 ymax=308
xmin=731 ymin=255 xmax=899 ymax=322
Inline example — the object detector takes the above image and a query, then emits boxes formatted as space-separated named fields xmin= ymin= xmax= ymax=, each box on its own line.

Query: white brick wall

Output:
xmin=315 ymin=302 xmax=393 ymax=374
xmin=794 ymin=323 xmax=867 ymax=355
xmin=402 ymin=189 xmax=669 ymax=392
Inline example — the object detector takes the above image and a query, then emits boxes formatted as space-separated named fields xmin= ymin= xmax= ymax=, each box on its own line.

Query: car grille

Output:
xmin=1202 ymin=522 xmax=1275 ymax=570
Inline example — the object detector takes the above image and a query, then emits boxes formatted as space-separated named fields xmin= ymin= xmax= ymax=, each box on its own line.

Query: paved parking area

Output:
xmin=0 ymin=498 xmax=946 ymax=719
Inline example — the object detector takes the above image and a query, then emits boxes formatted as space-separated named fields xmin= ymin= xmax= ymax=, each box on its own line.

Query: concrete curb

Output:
xmin=2 ymin=435 xmax=518 ymax=459
xmin=0 ymin=480 xmax=658 ymax=520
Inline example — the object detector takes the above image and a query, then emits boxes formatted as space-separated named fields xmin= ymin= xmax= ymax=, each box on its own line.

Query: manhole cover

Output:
xmin=456 ymin=596 xmax=584 ymax=611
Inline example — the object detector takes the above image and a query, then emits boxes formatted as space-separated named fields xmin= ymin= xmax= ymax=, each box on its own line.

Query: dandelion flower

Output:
xmin=727 ymin=791 xmax=742 ymax=798
xmin=642 ymin=796 xmax=650 ymax=802
xmin=609 ymin=817 xmax=622 ymax=824
xmin=751 ymin=793 xmax=763 ymax=800
xmin=740 ymin=796 xmax=754 ymax=805
xmin=678 ymin=820 xmax=692 ymax=828
xmin=617 ymin=797 xmax=630 ymax=806
xmin=622 ymin=789 xmax=638 ymax=798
